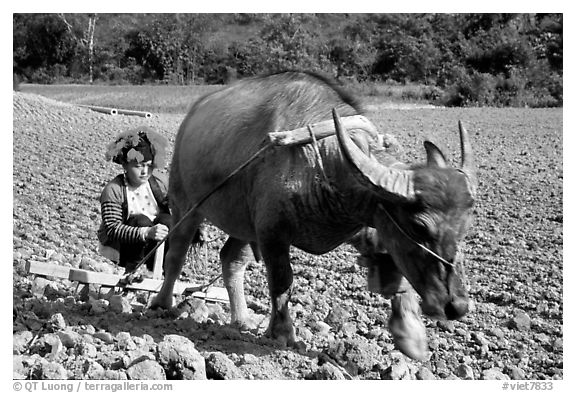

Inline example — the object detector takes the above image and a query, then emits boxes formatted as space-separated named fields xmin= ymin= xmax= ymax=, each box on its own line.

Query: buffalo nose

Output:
xmin=445 ymin=298 xmax=469 ymax=320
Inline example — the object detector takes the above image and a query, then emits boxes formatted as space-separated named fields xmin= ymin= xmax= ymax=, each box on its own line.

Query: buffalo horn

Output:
xmin=458 ymin=121 xmax=476 ymax=180
xmin=458 ymin=121 xmax=473 ymax=172
xmin=333 ymin=108 xmax=415 ymax=200
xmin=458 ymin=121 xmax=477 ymax=196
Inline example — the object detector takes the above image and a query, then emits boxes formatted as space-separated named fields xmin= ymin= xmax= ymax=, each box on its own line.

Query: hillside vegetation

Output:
xmin=13 ymin=13 xmax=562 ymax=107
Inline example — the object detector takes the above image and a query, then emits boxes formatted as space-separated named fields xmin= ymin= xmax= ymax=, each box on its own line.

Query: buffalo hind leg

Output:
xmin=151 ymin=208 xmax=203 ymax=310
xmin=220 ymin=237 xmax=257 ymax=329
xmin=259 ymin=240 xmax=295 ymax=347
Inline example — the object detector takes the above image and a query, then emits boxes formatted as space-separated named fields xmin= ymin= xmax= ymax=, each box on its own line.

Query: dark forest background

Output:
xmin=13 ymin=13 xmax=562 ymax=107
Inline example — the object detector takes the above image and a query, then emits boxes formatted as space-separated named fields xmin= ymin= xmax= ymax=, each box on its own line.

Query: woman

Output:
xmin=97 ymin=126 xmax=171 ymax=273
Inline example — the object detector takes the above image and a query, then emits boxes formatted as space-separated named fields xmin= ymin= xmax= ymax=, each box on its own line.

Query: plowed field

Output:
xmin=12 ymin=90 xmax=563 ymax=380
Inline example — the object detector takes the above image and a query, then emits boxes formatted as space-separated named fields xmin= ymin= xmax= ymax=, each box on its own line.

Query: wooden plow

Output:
xmin=25 ymin=243 xmax=228 ymax=304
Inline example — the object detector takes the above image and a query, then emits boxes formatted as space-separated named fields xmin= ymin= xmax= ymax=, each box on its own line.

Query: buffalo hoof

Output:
xmin=265 ymin=322 xmax=296 ymax=348
xmin=388 ymin=310 xmax=428 ymax=361
xmin=149 ymin=293 xmax=174 ymax=310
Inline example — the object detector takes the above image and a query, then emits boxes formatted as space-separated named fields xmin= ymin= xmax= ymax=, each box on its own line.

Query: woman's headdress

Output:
xmin=105 ymin=126 xmax=168 ymax=167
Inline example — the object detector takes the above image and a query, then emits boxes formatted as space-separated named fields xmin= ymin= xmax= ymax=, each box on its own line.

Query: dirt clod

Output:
xmin=126 ymin=360 xmax=166 ymax=380
xmin=157 ymin=335 xmax=206 ymax=380
xmin=510 ymin=311 xmax=532 ymax=331
xmin=205 ymin=351 xmax=244 ymax=379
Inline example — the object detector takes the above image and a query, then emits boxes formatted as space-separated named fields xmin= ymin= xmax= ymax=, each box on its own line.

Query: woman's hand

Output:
xmin=145 ymin=224 xmax=169 ymax=241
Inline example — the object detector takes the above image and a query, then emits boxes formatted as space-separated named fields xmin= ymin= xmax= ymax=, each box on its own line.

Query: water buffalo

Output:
xmin=152 ymin=71 xmax=476 ymax=360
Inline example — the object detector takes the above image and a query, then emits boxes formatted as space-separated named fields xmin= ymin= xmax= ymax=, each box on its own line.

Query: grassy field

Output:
xmin=18 ymin=82 xmax=435 ymax=115
xmin=18 ymin=84 xmax=224 ymax=114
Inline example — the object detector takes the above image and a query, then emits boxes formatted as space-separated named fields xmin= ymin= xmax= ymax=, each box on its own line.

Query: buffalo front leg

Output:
xmin=364 ymin=253 xmax=410 ymax=298
xmin=360 ymin=253 xmax=427 ymax=360
xmin=151 ymin=209 xmax=202 ymax=310
xmin=259 ymin=241 xmax=295 ymax=347
xmin=388 ymin=283 xmax=428 ymax=361
xmin=220 ymin=237 xmax=254 ymax=328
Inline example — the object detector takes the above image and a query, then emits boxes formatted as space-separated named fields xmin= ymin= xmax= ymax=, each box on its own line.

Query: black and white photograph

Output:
xmin=11 ymin=8 xmax=566 ymax=386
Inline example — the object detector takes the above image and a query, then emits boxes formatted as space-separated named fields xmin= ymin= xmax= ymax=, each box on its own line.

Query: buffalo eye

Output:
xmin=412 ymin=214 xmax=437 ymax=240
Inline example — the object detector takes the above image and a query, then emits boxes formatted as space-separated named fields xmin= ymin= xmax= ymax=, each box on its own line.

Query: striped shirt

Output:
xmin=101 ymin=199 xmax=144 ymax=244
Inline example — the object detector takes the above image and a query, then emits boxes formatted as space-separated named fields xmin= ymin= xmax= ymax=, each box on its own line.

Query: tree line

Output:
xmin=13 ymin=13 xmax=562 ymax=107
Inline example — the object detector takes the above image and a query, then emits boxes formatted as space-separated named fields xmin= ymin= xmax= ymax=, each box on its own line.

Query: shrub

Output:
xmin=495 ymin=71 xmax=559 ymax=108
xmin=401 ymin=85 xmax=444 ymax=102
xmin=27 ymin=67 xmax=54 ymax=84
xmin=467 ymin=40 xmax=532 ymax=77
xmin=423 ymin=85 xmax=445 ymax=102
xmin=441 ymin=69 xmax=497 ymax=107
xmin=97 ymin=64 xmax=128 ymax=85
xmin=441 ymin=67 xmax=561 ymax=108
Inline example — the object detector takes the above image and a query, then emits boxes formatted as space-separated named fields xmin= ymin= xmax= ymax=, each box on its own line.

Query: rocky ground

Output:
xmin=12 ymin=91 xmax=563 ymax=380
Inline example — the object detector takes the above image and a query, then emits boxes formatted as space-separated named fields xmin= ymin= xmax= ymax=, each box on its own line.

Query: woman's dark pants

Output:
xmin=119 ymin=213 xmax=171 ymax=273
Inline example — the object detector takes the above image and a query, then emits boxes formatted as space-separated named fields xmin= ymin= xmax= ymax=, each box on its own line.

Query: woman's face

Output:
xmin=123 ymin=160 xmax=153 ymax=187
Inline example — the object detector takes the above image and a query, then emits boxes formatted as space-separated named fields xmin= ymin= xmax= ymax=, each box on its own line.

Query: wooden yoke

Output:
xmin=268 ymin=115 xmax=379 ymax=147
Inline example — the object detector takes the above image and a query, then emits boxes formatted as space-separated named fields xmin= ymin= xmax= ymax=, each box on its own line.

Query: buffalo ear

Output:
xmin=424 ymin=141 xmax=448 ymax=168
